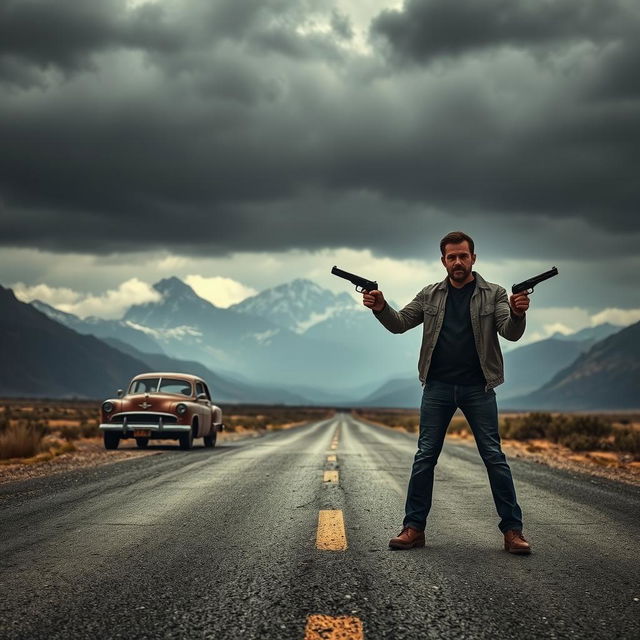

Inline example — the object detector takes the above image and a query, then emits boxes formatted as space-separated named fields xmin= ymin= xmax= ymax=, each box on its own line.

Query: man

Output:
xmin=362 ymin=231 xmax=531 ymax=554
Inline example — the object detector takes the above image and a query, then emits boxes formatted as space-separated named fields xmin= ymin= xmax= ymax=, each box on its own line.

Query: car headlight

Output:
xmin=176 ymin=403 xmax=187 ymax=415
xmin=102 ymin=401 xmax=114 ymax=413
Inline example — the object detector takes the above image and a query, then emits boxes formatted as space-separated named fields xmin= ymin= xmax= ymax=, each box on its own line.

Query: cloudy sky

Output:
xmin=2 ymin=0 xmax=639 ymax=343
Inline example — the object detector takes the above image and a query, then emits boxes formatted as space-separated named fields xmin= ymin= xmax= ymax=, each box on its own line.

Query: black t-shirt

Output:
xmin=427 ymin=278 xmax=486 ymax=386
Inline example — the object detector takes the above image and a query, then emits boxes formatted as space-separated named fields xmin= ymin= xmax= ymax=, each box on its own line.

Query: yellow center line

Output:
xmin=327 ymin=454 xmax=337 ymax=462
xmin=323 ymin=470 xmax=339 ymax=483
xmin=304 ymin=614 xmax=364 ymax=640
xmin=316 ymin=509 xmax=347 ymax=551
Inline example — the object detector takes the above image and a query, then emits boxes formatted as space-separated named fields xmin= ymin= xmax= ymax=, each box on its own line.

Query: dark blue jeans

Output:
xmin=403 ymin=380 xmax=523 ymax=534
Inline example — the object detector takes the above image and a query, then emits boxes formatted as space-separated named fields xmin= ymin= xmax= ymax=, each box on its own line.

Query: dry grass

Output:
xmin=0 ymin=440 xmax=77 ymax=466
xmin=0 ymin=423 xmax=44 ymax=459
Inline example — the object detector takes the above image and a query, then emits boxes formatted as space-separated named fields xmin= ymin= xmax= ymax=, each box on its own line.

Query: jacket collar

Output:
xmin=437 ymin=271 xmax=490 ymax=291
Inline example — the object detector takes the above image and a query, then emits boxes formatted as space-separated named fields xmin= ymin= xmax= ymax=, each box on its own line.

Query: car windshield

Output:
xmin=129 ymin=377 xmax=193 ymax=396
xmin=130 ymin=378 xmax=160 ymax=394
xmin=158 ymin=378 xmax=193 ymax=396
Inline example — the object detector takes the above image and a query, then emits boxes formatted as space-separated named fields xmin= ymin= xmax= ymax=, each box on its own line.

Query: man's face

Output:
xmin=441 ymin=241 xmax=476 ymax=283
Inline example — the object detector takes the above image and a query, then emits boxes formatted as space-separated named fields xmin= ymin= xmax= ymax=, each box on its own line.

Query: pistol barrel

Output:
xmin=331 ymin=265 xmax=378 ymax=292
xmin=512 ymin=266 xmax=558 ymax=294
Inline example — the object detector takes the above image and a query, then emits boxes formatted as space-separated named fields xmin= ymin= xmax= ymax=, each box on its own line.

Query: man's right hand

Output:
xmin=363 ymin=289 xmax=386 ymax=312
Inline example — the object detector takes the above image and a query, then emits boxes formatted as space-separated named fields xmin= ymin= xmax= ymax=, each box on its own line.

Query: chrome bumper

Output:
xmin=99 ymin=423 xmax=191 ymax=432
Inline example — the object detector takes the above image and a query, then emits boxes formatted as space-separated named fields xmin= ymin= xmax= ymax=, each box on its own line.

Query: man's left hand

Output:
xmin=509 ymin=292 xmax=530 ymax=316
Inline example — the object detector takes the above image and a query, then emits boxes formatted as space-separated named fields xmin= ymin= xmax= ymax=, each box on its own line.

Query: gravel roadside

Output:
xmin=0 ymin=427 xmax=264 ymax=486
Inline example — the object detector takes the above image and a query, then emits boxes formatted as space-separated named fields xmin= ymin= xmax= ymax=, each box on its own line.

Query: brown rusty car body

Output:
xmin=99 ymin=372 xmax=224 ymax=450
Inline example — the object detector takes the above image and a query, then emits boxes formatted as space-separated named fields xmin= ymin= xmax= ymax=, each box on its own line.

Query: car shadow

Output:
xmin=117 ymin=441 xmax=230 ymax=452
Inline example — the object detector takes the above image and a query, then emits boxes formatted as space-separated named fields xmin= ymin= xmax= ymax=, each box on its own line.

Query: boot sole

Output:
xmin=505 ymin=544 xmax=531 ymax=555
xmin=389 ymin=539 xmax=425 ymax=550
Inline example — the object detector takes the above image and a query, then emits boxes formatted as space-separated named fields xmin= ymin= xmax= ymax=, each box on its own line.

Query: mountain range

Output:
xmin=0 ymin=286 xmax=149 ymax=398
xmin=505 ymin=321 xmax=640 ymax=410
xmin=5 ymin=276 xmax=638 ymax=409
xmin=120 ymin=277 xmax=419 ymax=390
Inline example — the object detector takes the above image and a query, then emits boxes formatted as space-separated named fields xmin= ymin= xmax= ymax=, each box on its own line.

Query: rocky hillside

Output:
xmin=0 ymin=286 xmax=150 ymax=398
xmin=507 ymin=321 xmax=640 ymax=410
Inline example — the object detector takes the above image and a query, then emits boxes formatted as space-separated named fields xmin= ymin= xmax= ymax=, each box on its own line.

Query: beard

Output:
xmin=448 ymin=265 xmax=472 ymax=282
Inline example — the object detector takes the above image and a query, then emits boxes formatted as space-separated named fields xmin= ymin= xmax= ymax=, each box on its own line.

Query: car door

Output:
xmin=195 ymin=381 xmax=211 ymax=434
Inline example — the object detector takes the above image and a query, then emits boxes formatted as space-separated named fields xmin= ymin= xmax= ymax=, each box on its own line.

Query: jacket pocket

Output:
xmin=424 ymin=303 xmax=438 ymax=316
xmin=480 ymin=303 xmax=495 ymax=316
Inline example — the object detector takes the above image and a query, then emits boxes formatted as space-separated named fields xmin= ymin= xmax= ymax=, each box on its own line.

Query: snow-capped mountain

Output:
xmin=121 ymin=277 xmax=388 ymax=389
xmin=228 ymin=279 xmax=357 ymax=333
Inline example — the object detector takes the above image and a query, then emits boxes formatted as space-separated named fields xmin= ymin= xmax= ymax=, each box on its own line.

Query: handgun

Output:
xmin=512 ymin=267 xmax=559 ymax=295
xmin=331 ymin=266 xmax=378 ymax=293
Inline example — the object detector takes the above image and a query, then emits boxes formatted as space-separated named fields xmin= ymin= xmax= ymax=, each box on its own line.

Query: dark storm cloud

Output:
xmin=0 ymin=0 xmax=181 ymax=80
xmin=371 ymin=0 xmax=629 ymax=63
xmin=0 ymin=0 xmax=337 ymax=85
xmin=0 ymin=0 xmax=639 ymax=262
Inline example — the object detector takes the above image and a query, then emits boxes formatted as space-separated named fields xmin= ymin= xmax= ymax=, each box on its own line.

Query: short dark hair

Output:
xmin=440 ymin=231 xmax=475 ymax=256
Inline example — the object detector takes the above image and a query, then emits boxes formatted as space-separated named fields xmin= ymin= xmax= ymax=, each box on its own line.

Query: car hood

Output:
xmin=119 ymin=394 xmax=191 ymax=413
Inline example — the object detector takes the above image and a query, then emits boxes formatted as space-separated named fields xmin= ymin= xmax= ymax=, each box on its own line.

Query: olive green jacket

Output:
xmin=373 ymin=271 xmax=526 ymax=391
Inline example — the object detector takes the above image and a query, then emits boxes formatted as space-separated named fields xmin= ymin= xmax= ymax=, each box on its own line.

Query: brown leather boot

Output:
xmin=389 ymin=526 xmax=425 ymax=550
xmin=504 ymin=529 xmax=531 ymax=554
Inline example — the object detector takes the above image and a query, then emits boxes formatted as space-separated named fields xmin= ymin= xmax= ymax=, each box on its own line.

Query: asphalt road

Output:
xmin=1 ymin=413 xmax=638 ymax=639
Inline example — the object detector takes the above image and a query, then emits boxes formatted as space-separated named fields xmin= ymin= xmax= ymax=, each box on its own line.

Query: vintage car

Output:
xmin=99 ymin=372 xmax=224 ymax=450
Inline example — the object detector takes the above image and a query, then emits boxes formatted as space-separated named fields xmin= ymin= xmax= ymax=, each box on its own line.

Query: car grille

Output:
xmin=110 ymin=413 xmax=178 ymax=425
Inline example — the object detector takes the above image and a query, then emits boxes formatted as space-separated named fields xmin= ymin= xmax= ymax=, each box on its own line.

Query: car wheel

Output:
xmin=179 ymin=426 xmax=194 ymax=450
xmin=135 ymin=437 xmax=149 ymax=449
xmin=203 ymin=428 xmax=217 ymax=448
xmin=104 ymin=432 xmax=120 ymax=450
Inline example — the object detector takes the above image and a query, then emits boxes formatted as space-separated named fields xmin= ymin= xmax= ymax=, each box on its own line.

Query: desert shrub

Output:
xmin=558 ymin=433 xmax=603 ymax=451
xmin=389 ymin=414 xmax=419 ymax=433
xmin=448 ymin=416 xmax=471 ymax=435
xmin=522 ymin=412 xmax=554 ymax=438
xmin=567 ymin=415 xmax=612 ymax=438
xmin=79 ymin=420 xmax=100 ymax=438
xmin=56 ymin=420 xmax=100 ymax=440
xmin=613 ymin=427 xmax=640 ymax=460
xmin=500 ymin=417 xmax=519 ymax=439
xmin=552 ymin=416 xmax=612 ymax=451
xmin=501 ymin=413 xmax=549 ymax=440
xmin=0 ymin=404 xmax=12 ymax=433
xmin=544 ymin=415 xmax=574 ymax=443
xmin=402 ymin=420 xmax=419 ymax=434
xmin=242 ymin=415 xmax=269 ymax=430
xmin=57 ymin=424 xmax=81 ymax=441
xmin=226 ymin=415 xmax=269 ymax=431
xmin=27 ymin=418 xmax=47 ymax=436
xmin=0 ymin=423 xmax=44 ymax=459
